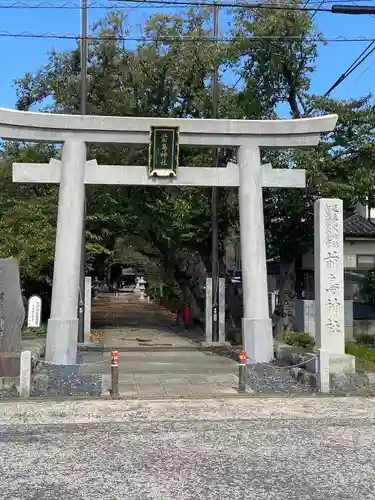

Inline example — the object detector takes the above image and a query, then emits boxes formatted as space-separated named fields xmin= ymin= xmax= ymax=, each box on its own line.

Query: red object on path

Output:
xmin=182 ymin=303 xmax=191 ymax=328
xmin=113 ymin=284 xmax=119 ymax=298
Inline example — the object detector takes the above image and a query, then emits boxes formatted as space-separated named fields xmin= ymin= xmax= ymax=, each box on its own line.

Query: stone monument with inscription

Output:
xmin=314 ymin=198 xmax=355 ymax=373
xmin=0 ymin=258 xmax=25 ymax=376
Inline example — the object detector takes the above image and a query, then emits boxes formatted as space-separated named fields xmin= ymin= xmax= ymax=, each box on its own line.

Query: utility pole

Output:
xmin=211 ymin=4 xmax=219 ymax=342
xmin=78 ymin=0 xmax=88 ymax=343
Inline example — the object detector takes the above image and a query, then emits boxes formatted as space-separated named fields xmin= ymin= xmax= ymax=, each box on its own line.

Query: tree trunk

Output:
xmin=273 ymin=258 xmax=296 ymax=340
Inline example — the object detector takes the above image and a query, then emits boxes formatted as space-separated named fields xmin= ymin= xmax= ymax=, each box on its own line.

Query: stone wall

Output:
xmin=293 ymin=299 xmax=354 ymax=342
xmin=353 ymin=319 xmax=375 ymax=339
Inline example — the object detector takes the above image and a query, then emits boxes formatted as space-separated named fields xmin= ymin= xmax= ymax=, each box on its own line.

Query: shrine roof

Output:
xmin=344 ymin=213 xmax=375 ymax=238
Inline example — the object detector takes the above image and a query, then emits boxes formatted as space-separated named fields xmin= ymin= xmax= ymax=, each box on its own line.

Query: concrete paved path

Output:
xmin=89 ymin=293 xmax=239 ymax=397
xmin=1 ymin=397 xmax=375 ymax=500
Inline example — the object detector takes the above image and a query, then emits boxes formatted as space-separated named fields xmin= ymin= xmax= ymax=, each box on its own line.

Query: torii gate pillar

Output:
xmin=47 ymin=140 xmax=86 ymax=365
xmin=237 ymin=146 xmax=279 ymax=362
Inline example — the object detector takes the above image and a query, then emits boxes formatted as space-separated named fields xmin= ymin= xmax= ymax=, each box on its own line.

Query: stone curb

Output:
xmin=284 ymin=353 xmax=375 ymax=394
xmin=274 ymin=343 xmax=316 ymax=372
xmin=30 ymin=345 xmax=45 ymax=371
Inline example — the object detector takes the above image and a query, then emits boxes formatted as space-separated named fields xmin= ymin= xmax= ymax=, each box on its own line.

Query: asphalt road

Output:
xmin=0 ymin=397 xmax=374 ymax=500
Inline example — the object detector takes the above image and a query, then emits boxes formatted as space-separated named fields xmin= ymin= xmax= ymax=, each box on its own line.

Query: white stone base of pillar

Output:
xmin=242 ymin=317 xmax=274 ymax=363
xmin=317 ymin=349 xmax=330 ymax=393
xmin=45 ymin=318 xmax=78 ymax=365
xmin=328 ymin=353 xmax=355 ymax=374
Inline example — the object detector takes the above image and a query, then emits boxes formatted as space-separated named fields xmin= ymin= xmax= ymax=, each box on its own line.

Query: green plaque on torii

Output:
xmin=148 ymin=126 xmax=179 ymax=177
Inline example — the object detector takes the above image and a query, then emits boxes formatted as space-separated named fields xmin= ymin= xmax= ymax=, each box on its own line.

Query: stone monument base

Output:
xmin=242 ymin=317 xmax=274 ymax=363
xmin=0 ymin=353 xmax=20 ymax=377
xmin=328 ymin=353 xmax=356 ymax=374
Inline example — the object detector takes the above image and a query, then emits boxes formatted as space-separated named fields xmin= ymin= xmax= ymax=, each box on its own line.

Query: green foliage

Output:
xmin=283 ymin=331 xmax=315 ymax=349
xmin=148 ymin=280 xmax=182 ymax=312
xmin=22 ymin=324 xmax=47 ymax=337
xmin=346 ymin=342 xmax=375 ymax=368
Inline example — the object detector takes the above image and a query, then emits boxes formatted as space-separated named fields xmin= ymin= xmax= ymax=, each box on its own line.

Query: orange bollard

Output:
xmin=111 ymin=350 xmax=119 ymax=399
xmin=238 ymin=351 xmax=247 ymax=393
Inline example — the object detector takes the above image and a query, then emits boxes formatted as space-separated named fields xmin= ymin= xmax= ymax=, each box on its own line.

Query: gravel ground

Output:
xmin=0 ymin=398 xmax=375 ymax=500
xmin=247 ymin=362 xmax=315 ymax=393
xmin=207 ymin=343 xmax=313 ymax=393
xmin=0 ymin=388 xmax=18 ymax=399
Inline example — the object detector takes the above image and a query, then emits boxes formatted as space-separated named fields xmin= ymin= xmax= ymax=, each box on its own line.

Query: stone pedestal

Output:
xmin=328 ymin=353 xmax=355 ymax=374
xmin=314 ymin=199 xmax=355 ymax=374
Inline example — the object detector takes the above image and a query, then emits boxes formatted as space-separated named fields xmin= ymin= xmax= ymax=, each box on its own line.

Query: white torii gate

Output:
xmin=0 ymin=108 xmax=337 ymax=365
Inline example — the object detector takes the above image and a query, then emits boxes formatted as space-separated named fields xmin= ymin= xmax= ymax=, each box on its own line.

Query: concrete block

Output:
xmin=19 ymin=350 xmax=31 ymax=397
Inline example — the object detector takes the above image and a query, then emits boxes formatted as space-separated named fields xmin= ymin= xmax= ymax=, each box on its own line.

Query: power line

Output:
xmin=324 ymin=0 xmax=375 ymax=95
xmin=0 ymin=1 xmax=178 ymax=8
xmin=0 ymin=32 xmax=373 ymax=42
xmin=351 ymin=56 xmax=375 ymax=85
xmin=1 ymin=0 xmax=332 ymax=13
xmin=325 ymin=42 xmax=375 ymax=95
xmin=311 ymin=0 xmax=327 ymax=19
xmin=0 ymin=0 xmax=362 ymax=6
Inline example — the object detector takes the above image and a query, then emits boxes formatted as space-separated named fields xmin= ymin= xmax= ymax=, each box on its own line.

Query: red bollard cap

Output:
xmin=111 ymin=351 xmax=119 ymax=366
xmin=239 ymin=351 xmax=247 ymax=364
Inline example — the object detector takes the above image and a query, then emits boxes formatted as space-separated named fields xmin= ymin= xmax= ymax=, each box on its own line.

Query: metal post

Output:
xmin=211 ymin=4 xmax=219 ymax=342
xmin=78 ymin=0 xmax=88 ymax=343
xmin=238 ymin=351 xmax=247 ymax=393
xmin=111 ymin=350 xmax=119 ymax=399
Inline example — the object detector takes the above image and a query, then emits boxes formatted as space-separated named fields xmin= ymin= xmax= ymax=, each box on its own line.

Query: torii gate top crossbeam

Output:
xmin=0 ymin=108 xmax=338 ymax=148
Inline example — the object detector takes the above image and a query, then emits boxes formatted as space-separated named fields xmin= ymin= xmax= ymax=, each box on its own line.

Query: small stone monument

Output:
xmin=0 ymin=259 xmax=25 ymax=376
xmin=27 ymin=295 xmax=42 ymax=328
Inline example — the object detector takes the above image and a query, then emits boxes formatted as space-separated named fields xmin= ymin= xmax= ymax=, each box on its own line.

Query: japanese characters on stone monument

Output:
xmin=314 ymin=198 xmax=355 ymax=373
xmin=0 ymin=107 xmax=338 ymax=365
xmin=27 ymin=295 xmax=42 ymax=328
xmin=315 ymin=199 xmax=344 ymax=353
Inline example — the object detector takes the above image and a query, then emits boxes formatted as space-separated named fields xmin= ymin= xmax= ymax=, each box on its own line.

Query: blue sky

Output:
xmin=0 ymin=1 xmax=374 ymax=111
